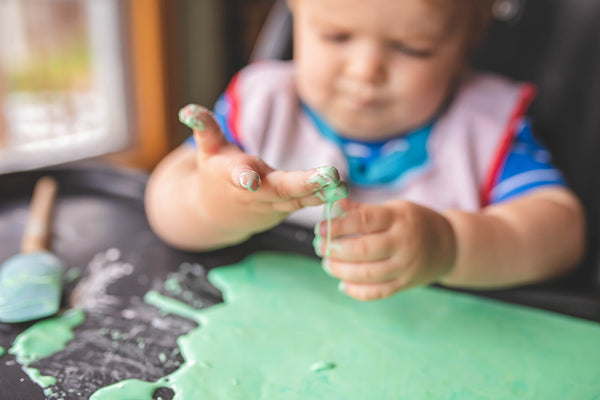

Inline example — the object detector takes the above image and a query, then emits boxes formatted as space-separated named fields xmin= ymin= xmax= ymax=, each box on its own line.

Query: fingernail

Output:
xmin=331 ymin=183 xmax=349 ymax=201
xmin=307 ymin=166 xmax=340 ymax=189
xmin=321 ymin=259 xmax=334 ymax=276
xmin=239 ymin=171 xmax=261 ymax=192
xmin=312 ymin=235 xmax=323 ymax=257
xmin=332 ymin=203 xmax=347 ymax=218
xmin=317 ymin=182 xmax=349 ymax=203
xmin=179 ymin=104 xmax=207 ymax=131
xmin=314 ymin=221 xmax=325 ymax=236
xmin=329 ymin=241 xmax=342 ymax=253
xmin=337 ymin=281 xmax=346 ymax=293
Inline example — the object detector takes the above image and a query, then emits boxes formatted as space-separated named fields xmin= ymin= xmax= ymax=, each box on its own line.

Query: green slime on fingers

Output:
xmin=178 ymin=104 xmax=206 ymax=131
xmin=307 ymin=166 xmax=348 ymax=258
xmin=9 ymin=308 xmax=85 ymax=389
xmin=92 ymin=252 xmax=600 ymax=399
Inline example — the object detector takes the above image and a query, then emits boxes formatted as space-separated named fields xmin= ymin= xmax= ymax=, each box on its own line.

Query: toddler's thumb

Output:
xmin=179 ymin=104 xmax=225 ymax=156
xmin=232 ymin=163 xmax=263 ymax=192
xmin=238 ymin=170 xmax=261 ymax=192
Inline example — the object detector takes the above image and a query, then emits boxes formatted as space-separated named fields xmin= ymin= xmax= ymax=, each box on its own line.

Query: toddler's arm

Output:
xmin=145 ymin=105 xmax=346 ymax=251
xmin=441 ymin=187 xmax=584 ymax=287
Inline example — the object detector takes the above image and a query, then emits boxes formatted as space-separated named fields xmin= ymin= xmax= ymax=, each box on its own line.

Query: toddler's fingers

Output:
xmin=322 ymin=258 xmax=398 ymax=284
xmin=179 ymin=104 xmax=226 ymax=156
xmin=229 ymin=159 xmax=272 ymax=192
xmin=339 ymin=279 xmax=406 ymax=301
xmin=270 ymin=193 xmax=330 ymax=212
xmin=265 ymin=166 xmax=347 ymax=200
xmin=316 ymin=231 xmax=395 ymax=262
xmin=336 ymin=198 xmax=354 ymax=213
xmin=315 ymin=203 xmax=392 ymax=237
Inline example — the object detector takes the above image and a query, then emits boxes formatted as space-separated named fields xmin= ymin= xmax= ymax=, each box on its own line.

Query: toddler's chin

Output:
xmin=329 ymin=117 xmax=402 ymax=141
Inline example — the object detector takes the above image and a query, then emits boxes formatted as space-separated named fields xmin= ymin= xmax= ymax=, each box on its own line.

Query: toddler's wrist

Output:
xmin=434 ymin=214 xmax=458 ymax=285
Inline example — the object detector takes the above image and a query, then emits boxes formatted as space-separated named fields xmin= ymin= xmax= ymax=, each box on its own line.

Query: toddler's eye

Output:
xmin=322 ymin=32 xmax=351 ymax=43
xmin=388 ymin=41 xmax=434 ymax=58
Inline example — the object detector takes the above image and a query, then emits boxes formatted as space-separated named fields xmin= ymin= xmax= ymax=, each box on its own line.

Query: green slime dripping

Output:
xmin=91 ymin=252 xmax=600 ymax=399
xmin=10 ymin=308 xmax=85 ymax=388
xmin=307 ymin=166 xmax=348 ymax=258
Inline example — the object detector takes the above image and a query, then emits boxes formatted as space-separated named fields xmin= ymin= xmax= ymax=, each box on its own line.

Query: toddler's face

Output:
xmin=292 ymin=0 xmax=471 ymax=140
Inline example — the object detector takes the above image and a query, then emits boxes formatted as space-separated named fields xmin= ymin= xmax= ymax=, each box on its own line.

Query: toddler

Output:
xmin=145 ymin=0 xmax=585 ymax=300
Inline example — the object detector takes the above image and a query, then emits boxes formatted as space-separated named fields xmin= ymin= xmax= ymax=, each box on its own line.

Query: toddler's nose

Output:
xmin=346 ymin=42 xmax=387 ymax=85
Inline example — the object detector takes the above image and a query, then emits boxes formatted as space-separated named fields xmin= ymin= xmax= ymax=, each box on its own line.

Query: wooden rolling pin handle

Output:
xmin=21 ymin=176 xmax=58 ymax=253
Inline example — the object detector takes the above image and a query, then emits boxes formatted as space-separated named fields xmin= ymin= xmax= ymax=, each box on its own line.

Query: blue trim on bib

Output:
xmin=302 ymin=104 xmax=434 ymax=187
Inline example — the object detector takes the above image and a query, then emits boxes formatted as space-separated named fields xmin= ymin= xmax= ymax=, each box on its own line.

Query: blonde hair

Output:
xmin=467 ymin=0 xmax=494 ymax=50
xmin=423 ymin=0 xmax=494 ymax=53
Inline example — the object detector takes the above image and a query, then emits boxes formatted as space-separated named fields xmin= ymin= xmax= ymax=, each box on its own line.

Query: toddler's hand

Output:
xmin=315 ymin=200 xmax=456 ymax=301
xmin=179 ymin=104 xmax=348 ymax=239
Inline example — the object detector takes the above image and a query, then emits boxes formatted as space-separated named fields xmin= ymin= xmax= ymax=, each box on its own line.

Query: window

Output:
xmin=0 ymin=0 xmax=131 ymax=173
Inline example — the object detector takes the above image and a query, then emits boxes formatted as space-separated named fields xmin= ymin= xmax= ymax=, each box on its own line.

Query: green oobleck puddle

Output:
xmin=9 ymin=308 xmax=85 ymax=388
xmin=91 ymin=252 xmax=600 ymax=399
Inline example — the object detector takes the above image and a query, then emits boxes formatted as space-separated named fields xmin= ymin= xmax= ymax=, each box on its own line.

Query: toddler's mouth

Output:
xmin=342 ymin=94 xmax=384 ymax=111
xmin=338 ymin=85 xmax=386 ymax=110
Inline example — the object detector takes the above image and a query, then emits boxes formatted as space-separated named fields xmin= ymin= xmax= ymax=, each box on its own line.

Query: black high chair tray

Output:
xmin=0 ymin=164 xmax=598 ymax=399
xmin=0 ymin=164 xmax=315 ymax=399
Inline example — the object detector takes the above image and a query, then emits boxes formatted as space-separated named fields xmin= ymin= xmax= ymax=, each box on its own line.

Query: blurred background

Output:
xmin=0 ymin=0 xmax=600 ymax=315
xmin=0 ymin=0 xmax=276 ymax=173
xmin=1 ymin=0 xmax=600 ymax=288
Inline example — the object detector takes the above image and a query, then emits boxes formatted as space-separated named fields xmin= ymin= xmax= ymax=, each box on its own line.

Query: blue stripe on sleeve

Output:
xmin=184 ymin=134 xmax=195 ymax=147
xmin=490 ymin=118 xmax=566 ymax=203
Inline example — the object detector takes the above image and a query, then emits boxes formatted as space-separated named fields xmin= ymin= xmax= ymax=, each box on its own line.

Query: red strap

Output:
xmin=225 ymin=72 xmax=242 ymax=145
xmin=480 ymin=83 xmax=537 ymax=206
